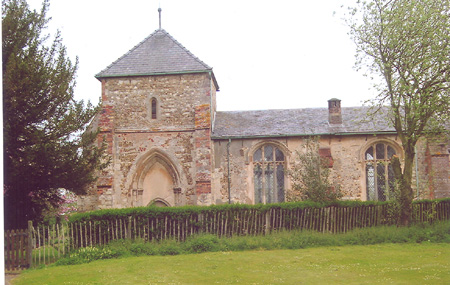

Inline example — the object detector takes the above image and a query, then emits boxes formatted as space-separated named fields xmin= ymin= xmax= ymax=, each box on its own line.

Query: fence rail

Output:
xmin=5 ymin=200 xmax=450 ymax=269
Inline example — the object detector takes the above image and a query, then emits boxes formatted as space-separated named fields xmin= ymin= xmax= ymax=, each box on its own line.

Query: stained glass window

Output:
xmin=364 ymin=142 xmax=397 ymax=201
xmin=253 ymin=145 xmax=285 ymax=204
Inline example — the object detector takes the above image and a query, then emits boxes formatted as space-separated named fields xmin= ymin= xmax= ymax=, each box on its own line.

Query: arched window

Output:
xmin=151 ymin=98 xmax=157 ymax=119
xmin=364 ymin=142 xmax=397 ymax=201
xmin=253 ymin=145 xmax=285 ymax=204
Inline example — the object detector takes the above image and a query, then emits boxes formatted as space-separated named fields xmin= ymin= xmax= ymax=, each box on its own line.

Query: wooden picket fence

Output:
xmin=67 ymin=201 xmax=450 ymax=249
xmin=412 ymin=201 xmax=450 ymax=223
xmin=5 ymin=200 xmax=450 ymax=269
xmin=4 ymin=222 xmax=32 ymax=271
xmin=30 ymin=223 xmax=70 ymax=267
xmin=4 ymin=229 xmax=30 ymax=271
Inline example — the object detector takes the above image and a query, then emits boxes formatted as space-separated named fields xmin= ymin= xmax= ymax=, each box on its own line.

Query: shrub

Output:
xmin=53 ymin=246 xmax=118 ymax=266
xmin=103 ymin=239 xmax=132 ymax=258
xmin=287 ymin=137 xmax=343 ymax=203
xmin=185 ymin=234 xmax=219 ymax=253
xmin=129 ymin=242 xmax=157 ymax=256
xmin=54 ymin=256 xmax=85 ymax=266
xmin=158 ymin=241 xmax=181 ymax=256
xmin=71 ymin=246 xmax=118 ymax=261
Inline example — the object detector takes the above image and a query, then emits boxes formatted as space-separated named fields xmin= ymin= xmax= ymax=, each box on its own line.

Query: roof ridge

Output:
xmin=216 ymin=106 xmax=372 ymax=113
xmin=95 ymin=29 xmax=161 ymax=77
xmin=95 ymin=29 xmax=211 ymax=78
xmin=217 ymin=107 xmax=328 ymax=113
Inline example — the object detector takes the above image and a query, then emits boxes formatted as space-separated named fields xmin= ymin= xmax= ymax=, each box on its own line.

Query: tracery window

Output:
xmin=364 ymin=142 xmax=397 ymax=201
xmin=253 ymin=145 xmax=285 ymax=204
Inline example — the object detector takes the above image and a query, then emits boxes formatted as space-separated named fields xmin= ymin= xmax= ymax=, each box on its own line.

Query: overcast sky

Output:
xmin=26 ymin=0 xmax=375 ymax=111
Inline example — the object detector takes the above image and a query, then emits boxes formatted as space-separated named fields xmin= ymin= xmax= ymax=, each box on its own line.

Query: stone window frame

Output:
xmin=361 ymin=138 xmax=402 ymax=201
xmin=147 ymin=94 xmax=160 ymax=121
xmin=249 ymin=141 xmax=289 ymax=204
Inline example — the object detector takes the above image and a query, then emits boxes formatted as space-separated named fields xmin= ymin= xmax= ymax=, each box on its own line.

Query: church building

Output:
xmin=78 ymin=22 xmax=450 ymax=211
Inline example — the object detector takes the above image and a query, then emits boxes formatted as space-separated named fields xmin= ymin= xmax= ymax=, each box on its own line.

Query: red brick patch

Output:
xmin=196 ymin=181 xmax=211 ymax=194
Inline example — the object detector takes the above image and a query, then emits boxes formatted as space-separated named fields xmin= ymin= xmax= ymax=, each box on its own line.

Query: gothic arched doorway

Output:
xmin=142 ymin=161 xmax=173 ymax=206
xmin=131 ymin=149 xmax=181 ymax=207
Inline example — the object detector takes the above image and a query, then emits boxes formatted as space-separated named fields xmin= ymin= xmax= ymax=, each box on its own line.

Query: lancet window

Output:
xmin=151 ymin=98 xmax=157 ymax=119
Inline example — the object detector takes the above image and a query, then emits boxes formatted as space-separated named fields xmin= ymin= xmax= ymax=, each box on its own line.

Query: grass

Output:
xmin=31 ymin=245 xmax=62 ymax=265
xmin=14 ymin=243 xmax=450 ymax=284
xmin=49 ymin=220 xmax=450 ymax=266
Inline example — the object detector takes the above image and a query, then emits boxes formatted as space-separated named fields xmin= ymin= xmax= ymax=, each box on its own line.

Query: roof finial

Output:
xmin=158 ymin=7 xmax=162 ymax=30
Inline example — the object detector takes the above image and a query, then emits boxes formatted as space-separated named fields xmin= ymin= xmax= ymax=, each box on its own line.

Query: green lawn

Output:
xmin=15 ymin=243 xmax=450 ymax=284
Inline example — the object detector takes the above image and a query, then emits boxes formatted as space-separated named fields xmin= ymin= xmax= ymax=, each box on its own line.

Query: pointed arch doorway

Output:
xmin=131 ymin=149 xmax=181 ymax=207
xmin=142 ymin=161 xmax=173 ymax=206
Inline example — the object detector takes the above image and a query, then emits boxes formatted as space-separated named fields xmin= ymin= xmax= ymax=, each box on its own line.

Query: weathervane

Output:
xmin=158 ymin=7 xmax=162 ymax=30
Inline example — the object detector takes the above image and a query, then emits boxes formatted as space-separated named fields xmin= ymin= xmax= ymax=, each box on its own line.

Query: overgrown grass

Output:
xmin=51 ymin=220 xmax=450 ymax=266
xmin=15 ymin=243 xmax=450 ymax=284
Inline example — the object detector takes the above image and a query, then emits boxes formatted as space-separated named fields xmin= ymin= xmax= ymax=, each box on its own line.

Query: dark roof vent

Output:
xmin=328 ymin=98 xmax=342 ymax=124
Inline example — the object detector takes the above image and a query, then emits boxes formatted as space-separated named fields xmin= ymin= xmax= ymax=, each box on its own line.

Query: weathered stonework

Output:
xmin=77 ymin=28 xmax=449 ymax=212
xmin=210 ymin=135 xmax=404 ymax=204
xmin=414 ymin=137 xmax=450 ymax=199
xmin=78 ymin=73 xmax=217 ymax=210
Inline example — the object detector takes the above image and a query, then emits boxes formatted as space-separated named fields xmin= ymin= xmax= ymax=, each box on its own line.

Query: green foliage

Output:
xmin=54 ymin=246 xmax=118 ymax=266
xmin=68 ymin=198 xmax=450 ymax=225
xmin=68 ymin=200 xmax=393 ymax=224
xmin=102 ymin=239 xmax=133 ymax=258
xmin=287 ymin=137 xmax=343 ymax=203
xmin=158 ymin=241 xmax=182 ymax=256
xmin=184 ymin=234 xmax=220 ymax=253
xmin=2 ymin=0 xmax=108 ymax=229
xmin=129 ymin=242 xmax=157 ymax=256
xmin=346 ymin=0 xmax=450 ymax=226
xmin=49 ymin=220 xmax=450 ymax=267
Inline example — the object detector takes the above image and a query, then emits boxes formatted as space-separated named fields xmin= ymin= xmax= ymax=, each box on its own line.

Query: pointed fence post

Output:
xmin=27 ymin=221 xmax=33 ymax=268
xmin=127 ymin=216 xmax=132 ymax=240
xmin=264 ymin=210 xmax=271 ymax=235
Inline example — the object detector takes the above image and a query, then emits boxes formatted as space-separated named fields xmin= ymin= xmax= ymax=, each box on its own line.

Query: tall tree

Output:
xmin=347 ymin=0 xmax=450 ymax=225
xmin=3 ymin=0 xmax=107 ymax=229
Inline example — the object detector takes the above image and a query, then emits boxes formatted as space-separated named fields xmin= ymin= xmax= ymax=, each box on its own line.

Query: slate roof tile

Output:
xmin=96 ymin=29 xmax=213 ymax=78
xmin=212 ymin=107 xmax=395 ymax=138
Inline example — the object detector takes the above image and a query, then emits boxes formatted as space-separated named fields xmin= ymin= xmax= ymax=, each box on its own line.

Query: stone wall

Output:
xmin=211 ymin=134 xmax=450 ymax=204
xmin=76 ymin=70 xmax=448 ymax=211
xmin=78 ymin=72 xmax=217 ymax=210
xmin=415 ymin=137 xmax=450 ymax=199
xmin=212 ymin=134 xmax=410 ymax=204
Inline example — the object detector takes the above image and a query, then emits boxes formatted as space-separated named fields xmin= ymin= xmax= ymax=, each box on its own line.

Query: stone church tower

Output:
xmin=77 ymin=13 xmax=449 ymax=212
xmin=85 ymin=27 xmax=219 ymax=210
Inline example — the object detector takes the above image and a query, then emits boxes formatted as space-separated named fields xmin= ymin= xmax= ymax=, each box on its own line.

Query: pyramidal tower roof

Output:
xmin=95 ymin=28 xmax=218 ymax=89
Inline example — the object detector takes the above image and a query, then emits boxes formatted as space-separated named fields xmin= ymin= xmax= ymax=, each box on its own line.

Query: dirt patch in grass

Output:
xmin=5 ymin=273 xmax=20 ymax=285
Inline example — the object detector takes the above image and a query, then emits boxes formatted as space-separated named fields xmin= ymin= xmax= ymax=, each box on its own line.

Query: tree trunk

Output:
xmin=391 ymin=144 xmax=415 ymax=226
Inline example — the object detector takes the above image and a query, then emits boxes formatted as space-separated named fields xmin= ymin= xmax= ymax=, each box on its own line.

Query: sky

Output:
xmin=26 ymin=0 xmax=376 ymax=111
